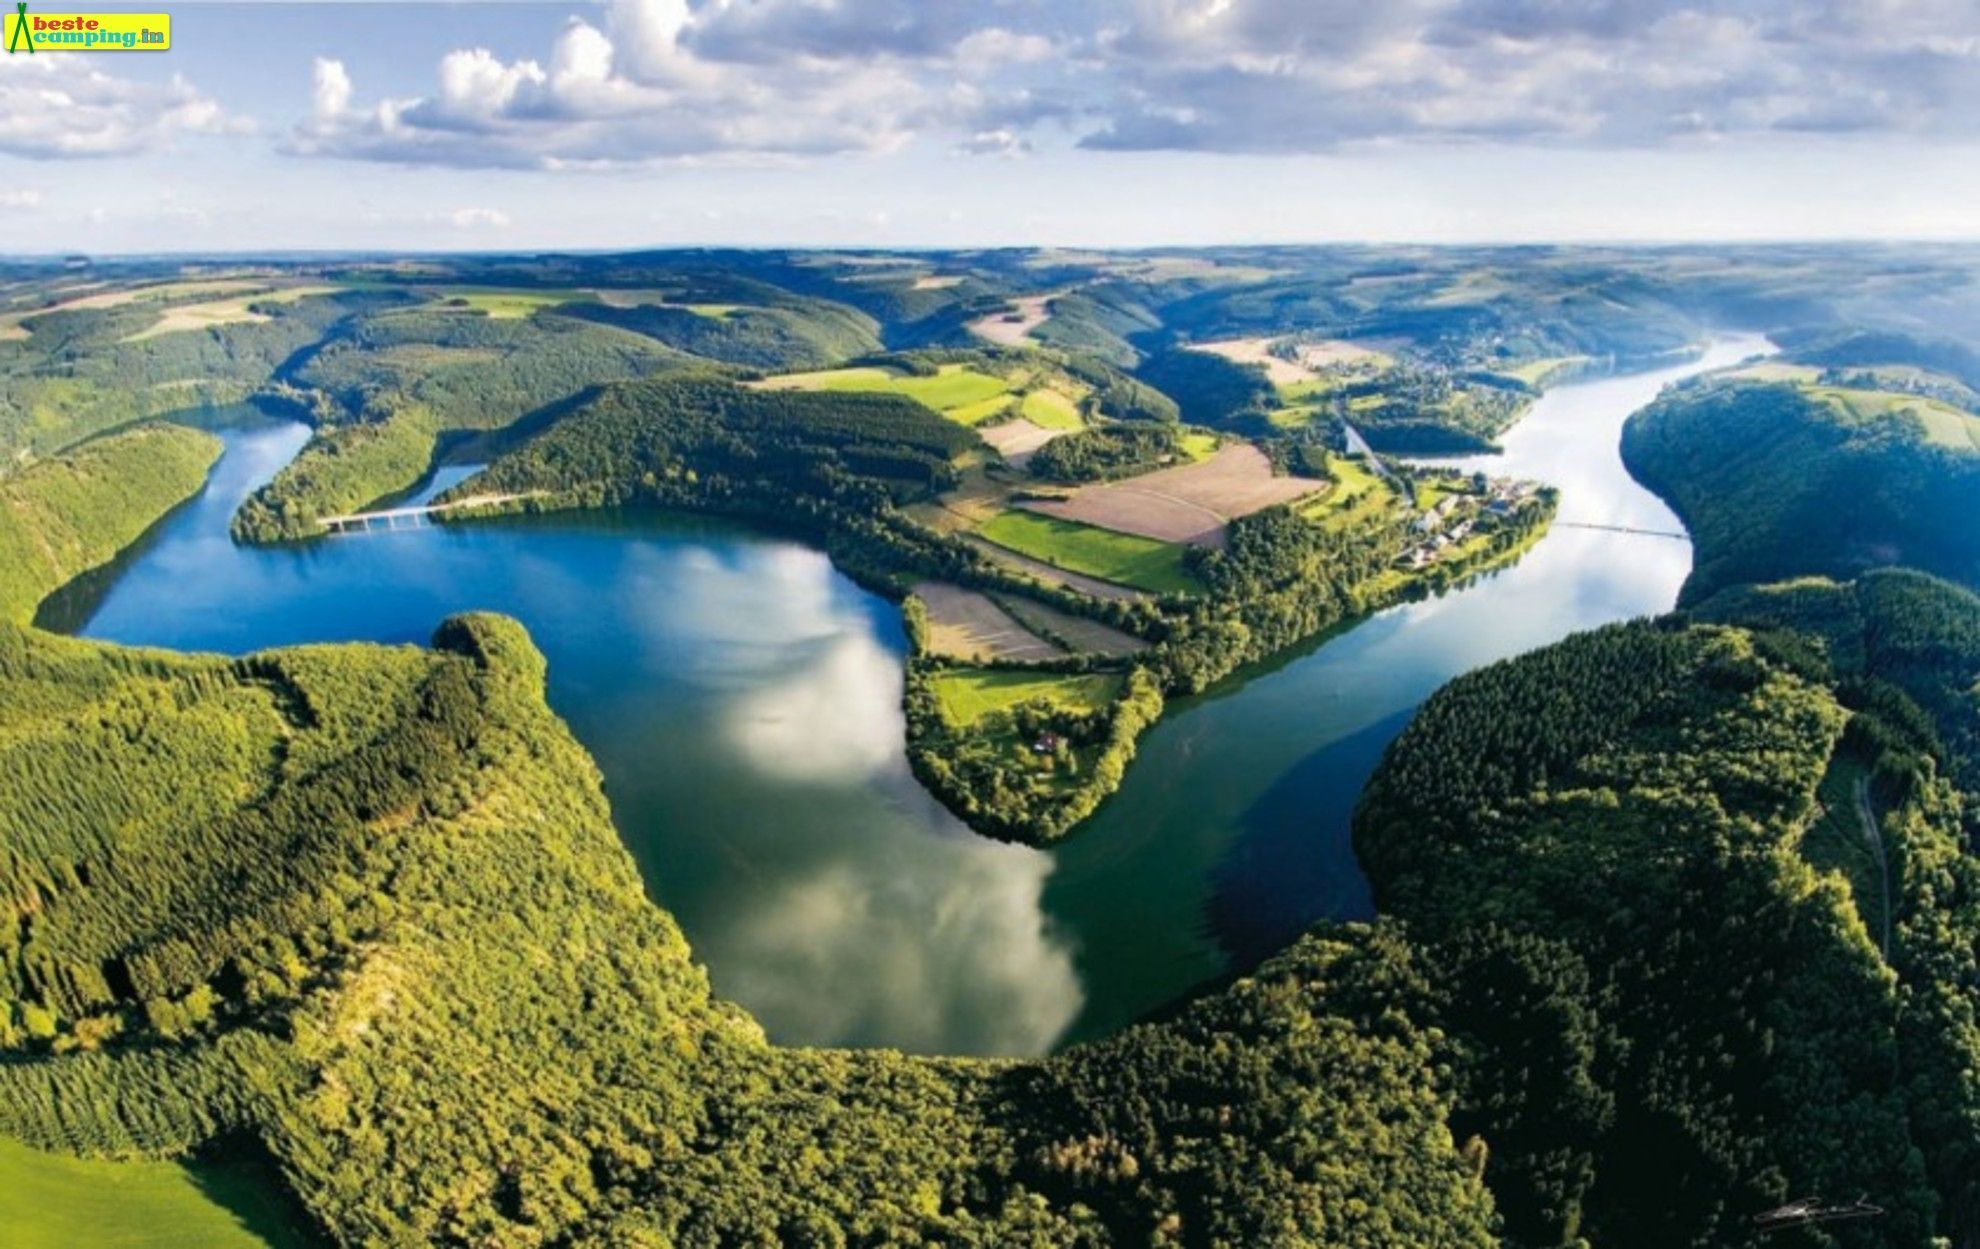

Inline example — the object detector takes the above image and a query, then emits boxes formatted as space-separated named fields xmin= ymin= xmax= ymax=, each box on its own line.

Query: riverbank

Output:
xmin=44 ymin=338 xmax=1757 ymax=1060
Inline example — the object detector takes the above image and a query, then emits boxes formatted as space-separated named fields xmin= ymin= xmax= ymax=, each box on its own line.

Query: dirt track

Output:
xmin=960 ymin=537 xmax=1149 ymax=602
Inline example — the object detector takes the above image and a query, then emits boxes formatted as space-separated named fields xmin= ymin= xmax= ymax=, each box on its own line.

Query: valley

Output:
xmin=2 ymin=244 xmax=1977 ymax=1247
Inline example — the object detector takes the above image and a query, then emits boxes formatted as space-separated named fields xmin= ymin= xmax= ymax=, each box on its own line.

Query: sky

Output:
xmin=2 ymin=0 xmax=1978 ymax=253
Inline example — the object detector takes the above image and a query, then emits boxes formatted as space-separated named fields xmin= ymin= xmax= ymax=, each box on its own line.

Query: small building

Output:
xmin=1031 ymin=732 xmax=1065 ymax=755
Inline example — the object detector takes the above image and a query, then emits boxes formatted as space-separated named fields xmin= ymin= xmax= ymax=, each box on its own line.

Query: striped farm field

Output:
xmin=977 ymin=510 xmax=1203 ymax=595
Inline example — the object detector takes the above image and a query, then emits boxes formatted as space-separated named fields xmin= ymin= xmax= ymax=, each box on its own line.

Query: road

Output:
xmin=1855 ymin=777 xmax=1892 ymax=958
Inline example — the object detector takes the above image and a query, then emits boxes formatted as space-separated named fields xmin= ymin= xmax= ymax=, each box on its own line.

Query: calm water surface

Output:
xmin=57 ymin=334 xmax=1766 ymax=1057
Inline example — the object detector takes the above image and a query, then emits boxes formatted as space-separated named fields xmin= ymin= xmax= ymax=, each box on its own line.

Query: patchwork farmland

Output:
xmin=1016 ymin=444 xmax=1323 ymax=548
xmin=913 ymin=580 xmax=1064 ymax=662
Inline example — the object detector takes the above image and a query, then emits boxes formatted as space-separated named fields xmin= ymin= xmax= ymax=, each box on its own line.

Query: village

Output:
xmin=1392 ymin=471 xmax=1548 ymax=571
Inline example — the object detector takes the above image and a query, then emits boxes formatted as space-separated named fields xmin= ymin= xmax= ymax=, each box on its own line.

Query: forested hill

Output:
xmin=1694 ymin=569 xmax=1980 ymax=821
xmin=1622 ymin=378 xmax=1980 ymax=602
xmin=0 ymin=616 xmax=1499 ymax=1246
xmin=4 ymin=245 xmax=1980 ymax=1247
xmin=8 ymin=603 xmax=1974 ymax=1245
xmin=0 ymin=423 xmax=220 ymax=624
xmin=1354 ymin=619 xmax=1980 ymax=1248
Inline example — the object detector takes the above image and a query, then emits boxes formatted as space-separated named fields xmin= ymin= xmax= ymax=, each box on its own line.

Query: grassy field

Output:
xmin=440 ymin=289 xmax=579 ymax=318
xmin=1494 ymin=356 xmax=1589 ymax=388
xmin=948 ymin=394 xmax=1020 ymax=425
xmin=0 ymin=1137 xmax=314 ymax=1249
xmin=1301 ymin=455 xmax=1396 ymax=532
xmin=1806 ymin=384 xmax=1980 ymax=451
xmin=1413 ymin=478 xmax=1460 ymax=510
xmin=1178 ymin=430 xmax=1222 ymax=461
xmin=859 ymin=366 xmax=1011 ymax=413
xmin=1267 ymin=402 xmax=1323 ymax=430
xmin=1914 ymin=405 xmax=1980 ymax=451
xmin=122 ymin=287 xmax=344 ymax=343
xmin=1724 ymin=361 xmax=1822 ymax=384
xmin=978 ymin=510 xmax=1203 ymax=595
xmin=1019 ymin=388 xmax=1084 ymax=430
xmin=929 ymin=668 xmax=1123 ymax=728
xmin=760 ymin=365 xmax=893 ymax=390
xmin=1277 ymin=379 xmax=1337 ymax=403
xmin=761 ymin=364 xmax=1096 ymax=430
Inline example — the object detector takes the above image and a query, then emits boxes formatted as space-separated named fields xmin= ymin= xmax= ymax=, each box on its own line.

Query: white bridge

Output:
xmin=1554 ymin=520 xmax=1689 ymax=541
xmin=321 ymin=492 xmax=542 ymax=534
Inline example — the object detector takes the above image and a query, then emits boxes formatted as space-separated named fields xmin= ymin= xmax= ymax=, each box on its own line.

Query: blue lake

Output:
xmin=50 ymin=335 xmax=1766 ymax=1056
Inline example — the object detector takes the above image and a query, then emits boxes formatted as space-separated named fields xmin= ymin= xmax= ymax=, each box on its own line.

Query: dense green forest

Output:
xmin=0 ymin=287 xmax=404 ymax=460
xmin=1355 ymin=617 xmax=1980 ymax=1248
xmin=1133 ymin=345 xmax=1530 ymax=452
xmin=1624 ymin=378 xmax=1980 ymax=601
xmin=1694 ymin=569 xmax=1980 ymax=822
xmin=0 ymin=424 xmax=220 ymax=623
xmin=232 ymin=309 xmax=689 ymax=541
xmin=0 ymin=616 xmax=1500 ymax=1246
xmin=7 ymin=589 xmax=1972 ymax=1246
xmin=1027 ymin=424 xmax=1186 ymax=482
xmin=5 ymin=244 xmax=1980 ymax=1246
xmin=562 ymin=293 xmax=882 ymax=369
xmin=1135 ymin=348 xmax=1279 ymax=433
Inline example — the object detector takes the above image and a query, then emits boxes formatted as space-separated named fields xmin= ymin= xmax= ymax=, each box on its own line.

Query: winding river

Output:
xmin=45 ymin=333 xmax=1767 ymax=1059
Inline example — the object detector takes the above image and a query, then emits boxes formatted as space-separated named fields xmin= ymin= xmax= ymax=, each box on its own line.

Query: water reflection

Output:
xmin=72 ymin=421 xmax=1083 ymax=1057
xmin=65 ymin=338 xmax=1764 ymax=1058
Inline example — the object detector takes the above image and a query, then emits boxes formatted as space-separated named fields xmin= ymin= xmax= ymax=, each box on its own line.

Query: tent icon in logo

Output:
xmin=8 ymin=3 xmax=38 ymax=53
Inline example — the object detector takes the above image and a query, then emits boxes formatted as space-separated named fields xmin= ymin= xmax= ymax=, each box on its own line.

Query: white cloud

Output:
xmin=288 ymin=0 xmax=1980 ymax=170
xmin=956 ymin=128 xmax=1031 ymax=158
xmin=446 ymin=207 xmax=511 ymax=229
xmin=311 ymin=57 xmax=351 ymax=120
xmin=0 ymin=188 xmax=42 ymax=209
xmin=287 ymin=0 xmax=1048 ymax=168
xmin=0 ymin=58 xmax=242 ymax=159
xmin=1079 ymin=0 xmax=1980 ymax=151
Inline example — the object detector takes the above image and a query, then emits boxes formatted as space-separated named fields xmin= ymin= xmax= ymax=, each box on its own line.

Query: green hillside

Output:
xmin=0 ymin=615 xmax=1497 ymax=1246
xmin=1355 ymin=619 xmax=1980 ymax=1248
xmin=0 ymin=424 xmax=220 ymax=624
xmin=1623 ymin=379 xmax=1980 ymax=601
xmin=231 ymin=309 xmax=689 ymax=542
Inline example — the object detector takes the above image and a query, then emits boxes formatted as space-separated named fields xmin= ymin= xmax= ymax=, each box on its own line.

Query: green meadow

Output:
xmin=929 ymin=668 xmax=1124 ymax=729
xmin=0 ymin=1137 xmax=313 ymax=1249
xmin=1806 ymin=384 xmax=1980 ymax=451
xmin=978 ymin=510 xmax=1203 ymax=595
xmin=1018 ymin=388 xmax=1085 ymax=430
xmin=1299 ymin=454 xmax=1393 ymax=530
xmin=439 ymin=289 xmax=580 ymax=318
xmin=1177 ymin=429 xmax=1222 ymax=460
xmin=1494 ymin=355 xmax=1589 ymax=387
xmin=766 ymin=363 xmax=1093 ymax=430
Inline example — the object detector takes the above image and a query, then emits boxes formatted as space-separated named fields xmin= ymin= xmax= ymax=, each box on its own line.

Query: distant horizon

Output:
xmin=9 ymin=234 xmax=1980 ymax=263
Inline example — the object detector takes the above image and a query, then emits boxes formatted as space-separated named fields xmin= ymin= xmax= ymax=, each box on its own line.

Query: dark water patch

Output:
xmin=1208 ymin=707 xmax=1408 ymax=965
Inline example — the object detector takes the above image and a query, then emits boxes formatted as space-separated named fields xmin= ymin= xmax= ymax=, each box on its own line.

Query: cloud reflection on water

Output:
xmin=599 ymin=535 xmax=1085 ymax=1055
